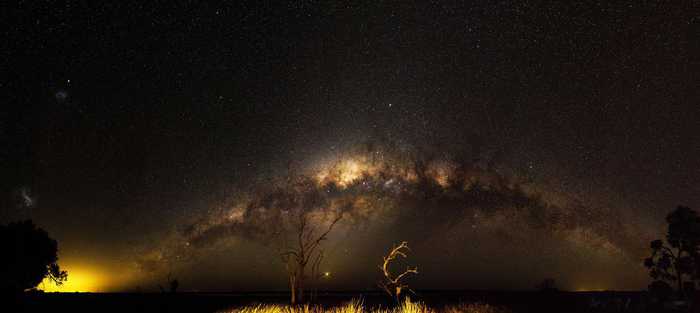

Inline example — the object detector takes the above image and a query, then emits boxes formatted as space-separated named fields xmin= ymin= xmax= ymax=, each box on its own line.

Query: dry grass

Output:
xmin=218 ymin=298 xmax=511 ymax=313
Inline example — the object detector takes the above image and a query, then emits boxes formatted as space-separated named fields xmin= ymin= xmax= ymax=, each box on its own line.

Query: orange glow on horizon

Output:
xmin=574 ymin=286 xmax=608 ymax=292
xmin=39 ymin=264 xmax=106 ymax=293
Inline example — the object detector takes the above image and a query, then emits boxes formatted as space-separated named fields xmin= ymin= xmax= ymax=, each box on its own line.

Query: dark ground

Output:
xmin=5 ymin=290 xmax=673 ymax=313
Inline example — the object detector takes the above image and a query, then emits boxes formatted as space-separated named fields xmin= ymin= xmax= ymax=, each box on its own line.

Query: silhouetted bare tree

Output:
xmin=378 ymin=241 xmax=418 ymax=302
xmin=0 ymin=220 xmax=67 ymax=292
xmin=184 ymin=175 xmax=350 ymax=304
xmin=279 ymin=207 xmax=342 ymax=304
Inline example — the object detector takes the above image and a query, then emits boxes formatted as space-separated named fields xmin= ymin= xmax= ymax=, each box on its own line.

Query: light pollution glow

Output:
xmin=38 ymin=257 xmax=142 ymax=293
xmin=40 ymin=263 xmax=105 ymax=292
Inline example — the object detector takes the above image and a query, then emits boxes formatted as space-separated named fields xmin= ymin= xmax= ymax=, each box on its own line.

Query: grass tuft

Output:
xmin=219 ymin=299 xmax=510 ymax=313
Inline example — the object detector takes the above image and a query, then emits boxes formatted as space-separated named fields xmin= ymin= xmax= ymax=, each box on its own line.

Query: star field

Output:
xmin=2 ymin=1 xmax=699 ymax=292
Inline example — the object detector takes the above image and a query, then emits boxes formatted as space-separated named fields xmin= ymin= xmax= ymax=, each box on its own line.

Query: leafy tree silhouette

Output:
xmin=644 ymin=206 xmax=700 ymax=298
xmin=648 ymin=280 xmax=673 ymax=302
xmin=0 ymin=220 xmax=67 ymax=292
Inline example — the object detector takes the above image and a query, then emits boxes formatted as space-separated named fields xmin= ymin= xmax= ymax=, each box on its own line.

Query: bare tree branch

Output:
xmin=378 ymin=241 xmax=418 ymax=301
xmin=278 ymin=206 xmax=344 ymax=304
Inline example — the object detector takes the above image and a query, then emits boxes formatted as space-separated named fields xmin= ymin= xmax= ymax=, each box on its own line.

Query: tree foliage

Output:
xmin=644 ymin=206 xmax=700 ymax=297
xmin=0 ymin=220 xmax=67 ymax=292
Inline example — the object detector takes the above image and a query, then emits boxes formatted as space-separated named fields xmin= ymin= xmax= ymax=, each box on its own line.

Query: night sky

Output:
xmin=2 ymin=1 xmax=699 ymax=292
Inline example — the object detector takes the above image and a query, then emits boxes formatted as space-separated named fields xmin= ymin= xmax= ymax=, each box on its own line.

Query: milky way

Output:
xmin=4 ymin=1 xmax=697 ymax=293
xmin=136 ymin=143 xmax=652 ymax=291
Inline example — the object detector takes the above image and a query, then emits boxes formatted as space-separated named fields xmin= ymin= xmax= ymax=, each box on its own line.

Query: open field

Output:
xmin=9 ymin=290 xmax=655 ymax=313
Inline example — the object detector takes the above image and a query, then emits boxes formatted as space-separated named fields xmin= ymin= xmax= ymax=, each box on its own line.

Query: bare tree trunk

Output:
xmin=298 ymin=273 xmax=304 ymax=304
xmin=678 ymin=243 xmax=684 ymax=297
xmin=677 ymin=270 xmax=684 ymax=298
xmin=279 ymin=205 xmax=343 ymax=305
xmin=289 ymin=270 xmax=305 ymax=304
xmin=290 ymin=274 xmax=297 ymax=304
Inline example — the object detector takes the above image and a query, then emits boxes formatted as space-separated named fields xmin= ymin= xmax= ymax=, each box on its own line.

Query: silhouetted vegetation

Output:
xmin=170 ymin=279 xmax=179 ymax=293
xmin=159 ymin=273 xmax=179 ymax=294
xmin=644 ymin=206 xmax=700 ymax=298
xmin=535 ymin=278 xmax=558 ymax=292
xmin=648 ymin=280 xmax=673 ymax=302
xmin=0 ymin=220 xmax=67 ymax=293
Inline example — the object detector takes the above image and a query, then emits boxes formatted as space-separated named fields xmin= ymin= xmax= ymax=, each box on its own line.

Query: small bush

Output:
xmin=444 ymin=303 xmax=512 ymax=313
